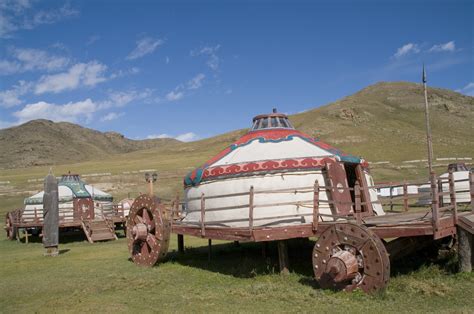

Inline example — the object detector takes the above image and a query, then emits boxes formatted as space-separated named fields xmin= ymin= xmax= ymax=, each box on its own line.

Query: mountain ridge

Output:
xmin=1 ymin=81 xmax=472 ymax=169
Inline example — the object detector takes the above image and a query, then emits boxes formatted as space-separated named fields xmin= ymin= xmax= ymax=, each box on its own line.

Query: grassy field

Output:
xmin=1 ymin=81 xmax=473 ymax=313
xmin=1 ymin=230 xmax=474 ymax=313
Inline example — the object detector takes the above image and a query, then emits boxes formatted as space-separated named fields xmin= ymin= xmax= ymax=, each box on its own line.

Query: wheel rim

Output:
xmin=5 ymin=213 xmax=15 ymax=240
xmin=313 ymin=223 xmax=390 ymax=293
xmin=127 ymin=195 xmax=170 ymax=267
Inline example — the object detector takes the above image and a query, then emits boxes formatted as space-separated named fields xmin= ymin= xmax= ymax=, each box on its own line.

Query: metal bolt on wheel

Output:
xmin=313 ymin=223 xmax=390 ymax=293
xmin=126 ymin=194 xmax=170 ymax=267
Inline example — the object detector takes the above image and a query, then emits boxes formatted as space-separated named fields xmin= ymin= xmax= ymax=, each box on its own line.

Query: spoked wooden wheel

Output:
xmin=313 ymin=223 xmax=390 ymax=293
xmin=126 ymin=194 xmax=170 ymax=267
xmin=5 ymin=212 xmax=17 ymax=240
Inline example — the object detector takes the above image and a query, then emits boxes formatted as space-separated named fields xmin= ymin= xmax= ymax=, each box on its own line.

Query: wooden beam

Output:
xmin=312 ymin=180 xmax=319 ymax=232
xmin=355 ymin=182 xmax=362 ymax=224
xmin=448 ymin=169 xmax=458 ymax=225
xmin=457 ymin=226 xmax=472 ymax=272
xmin=249 ymin=186 xmax=254 ymax=232
xmin=200 ymin=193 xmax=205 ymax=237
xmin=177 ymin=234 xmax=184 ymax=253
xmin=430 ymin=172 xmax=439 ymax=233
xmin=403 ymin=180 xmax=408 ymax=211
xmin=277 ymin=240 xmax=289 ymax=274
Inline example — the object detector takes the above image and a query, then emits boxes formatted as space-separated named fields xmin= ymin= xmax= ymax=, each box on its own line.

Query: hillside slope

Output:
xmin=0 ymin=119 xmax=179 ymax=168
xmin=1 ymin=81 xmax=472 ymax=170
xmin=185 ymin=81 xmax=473 ymax=164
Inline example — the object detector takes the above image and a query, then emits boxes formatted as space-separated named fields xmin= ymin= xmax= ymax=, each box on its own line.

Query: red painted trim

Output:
xmin=201 ymin=157 xmax=336 ymax=182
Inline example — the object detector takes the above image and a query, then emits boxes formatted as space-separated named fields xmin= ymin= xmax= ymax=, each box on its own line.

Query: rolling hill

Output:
xmin=0 ymin=119 xmax=179 ymax=168
xmin=0 ymin=81 xmax=472 ymax=170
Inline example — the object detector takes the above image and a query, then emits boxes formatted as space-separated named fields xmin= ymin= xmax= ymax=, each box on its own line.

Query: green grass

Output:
xmin=1 ymin=232 xmax=473 ymax=313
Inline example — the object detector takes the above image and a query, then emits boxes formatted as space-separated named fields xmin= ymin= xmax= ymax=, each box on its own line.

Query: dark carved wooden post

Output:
xmin=43 ymin=170 xmax=59 ymax=256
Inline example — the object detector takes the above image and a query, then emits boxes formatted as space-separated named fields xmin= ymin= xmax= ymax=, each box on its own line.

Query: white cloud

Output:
xmin=147 ymin=132 xmax=199 ymax=142
xmin=456 ymin=82 xmax=474 ymax=96
xmin=165 ymin=90 xmax=184 ymax=101
xmin=0 ymin=80 xmax=32 ymax=108
xmin=428 ymin=41 xmax=456 ymax=52
xmin=100 ymin=112 xmax=124 ymax=122
xmin=0 ymin=1 xmax=78 ymax=38
xmin=0 ymin=47 xmax=69 ymax=75
xmin=393 ymin=43 xmax=420 ymax=58
xmin=175 ymin=132 xmax=199 ymax=142
xmin=187 ymin=73 xmax=205 ymax=90
xmin=126 ymin=37 xmax=164 ymax=60
xmin=106 ymin=89 xmax=153 ymax=108
xmin=35 ymin=61 xmax=108 ymax=94
xmin=191 ymin=44 xmax=221 ymax=71
xmin=165 ymin=56 xmax=170 ymax=64
xmin=13 ymin=98 xmax=97 ymax=124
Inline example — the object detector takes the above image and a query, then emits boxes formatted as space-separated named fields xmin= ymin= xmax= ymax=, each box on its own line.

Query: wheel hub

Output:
xmin=132 ymin=223 xmax=148 ymax=241
xmin=326 ymin=250 xmax=359 ymax=283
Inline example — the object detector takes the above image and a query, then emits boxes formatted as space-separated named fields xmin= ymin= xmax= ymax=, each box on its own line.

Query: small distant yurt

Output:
xmin=183 ymin=110 xmax=384 ymax=228
xmin=23 ymin=174 xmax=113 ymax=223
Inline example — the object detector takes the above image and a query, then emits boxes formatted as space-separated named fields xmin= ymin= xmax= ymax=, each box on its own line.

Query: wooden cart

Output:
xmin=126 ymin=170 xmax=474 ymax=294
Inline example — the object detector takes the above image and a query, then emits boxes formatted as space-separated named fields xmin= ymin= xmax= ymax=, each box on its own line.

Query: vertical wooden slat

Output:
xmin=355 ymin=182 xmax=362 ymax=224
xmin=437 ymin=177 xmax=444 ymax=207
xmin=389 ymin=182 xmax=393 ymax=212
xmin=430 ymin=172 xmax=439 ymax=233
xmin=403 ymin=180 xmax=408 ymax=211
xmin=200 ymin=193 xmax=205 ymax=237
xmin=448 ymin=169 xmax=457 ymax=225
xmin=312 ymin=181 xmax=319 ymax=232
xmin=249 ymin=186 xmax=254 ymax=232
xmin=470 ymin=171 xmax=474 ymax=213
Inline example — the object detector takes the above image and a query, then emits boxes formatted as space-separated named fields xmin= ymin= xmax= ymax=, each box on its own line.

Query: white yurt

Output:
xmin=23 ymin=174 xmax=114 ymax=223
xmin=183 ymin=110 xmax=384 ymax=228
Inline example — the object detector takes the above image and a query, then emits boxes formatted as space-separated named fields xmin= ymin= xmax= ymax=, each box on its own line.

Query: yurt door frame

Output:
xmin=325 ymin=161 xmax=353 ymax=215
xmin=343 ymin=163 xmax=374 ymax=215
xmin=73 ymin=198 xmax=94 ymax=221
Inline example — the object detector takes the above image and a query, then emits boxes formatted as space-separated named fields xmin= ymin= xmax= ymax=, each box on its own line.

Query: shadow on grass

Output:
xmin=160 ymin=238 xmax=316 ymax=279
xmin=152 ymin=236 xmax=459 ymax=286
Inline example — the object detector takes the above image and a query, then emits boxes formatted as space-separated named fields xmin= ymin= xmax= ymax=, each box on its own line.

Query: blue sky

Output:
xmin=0 ymin=0 xmax=472 ymax=141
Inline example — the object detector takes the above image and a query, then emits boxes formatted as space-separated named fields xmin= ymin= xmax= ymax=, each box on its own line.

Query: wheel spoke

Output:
xmin=142 ymin=209 xmax=151 ymax=224
xmin=146 ymin=234 xmax=158 ymax=248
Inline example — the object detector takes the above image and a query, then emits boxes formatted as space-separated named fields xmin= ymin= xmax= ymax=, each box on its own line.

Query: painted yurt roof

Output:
xmin=184 ymin=111 xmax=366 ymax=187
xmin=25 ymin=174 xmax=113 ymax=205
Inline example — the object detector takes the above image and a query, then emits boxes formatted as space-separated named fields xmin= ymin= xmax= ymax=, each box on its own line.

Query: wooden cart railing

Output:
xmin=173 ymin=170 xmax=474 ymax=240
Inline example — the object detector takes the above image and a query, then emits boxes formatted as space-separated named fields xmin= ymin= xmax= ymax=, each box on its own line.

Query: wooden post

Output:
xmin=355 ymin=182 xmax=362 ymax=224
xmin=470 ymin=171 xmax=474 ymax=213
xmin=208 ymin=239 xmax=212 ymax=262
xmin=277 ymin=241 xmax=289 ymax=274
xmin=177 ymin=234 xmax=184 ymax=254
xmin=403 ymin=180 xmax=408 ymax=211
xmin=200 ymin=193 xmax=205 ymax=237
xmin=448 ymin=169 xmax=457 ymax=225
xmin=389 ymin=182 xmax=393 ymax=212
xmin=262 ymin=242 xmax=268 ymax=259
xmin=249 ymin=186 xmax=254 ymax=232
xmin=457 ymin=226 xmax=472 ymax=272
xmin=430 ymin=172 xmax=439 ymax=233
xmin=34 ymin=207 xmax=38 ymax=223
xmin=437 ymin=177 xmax=444 ymax=208
xmin=312 ymin=181 xmax=319 ymax=232
xmin=174 ymin=192 xmax=180 ymax=218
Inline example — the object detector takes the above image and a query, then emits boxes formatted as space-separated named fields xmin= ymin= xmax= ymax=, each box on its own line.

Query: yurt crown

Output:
xmin=251 ymin=108 xmax=294 ymax=131
xmin=60 ymin=173 xmax=81 ymax=182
